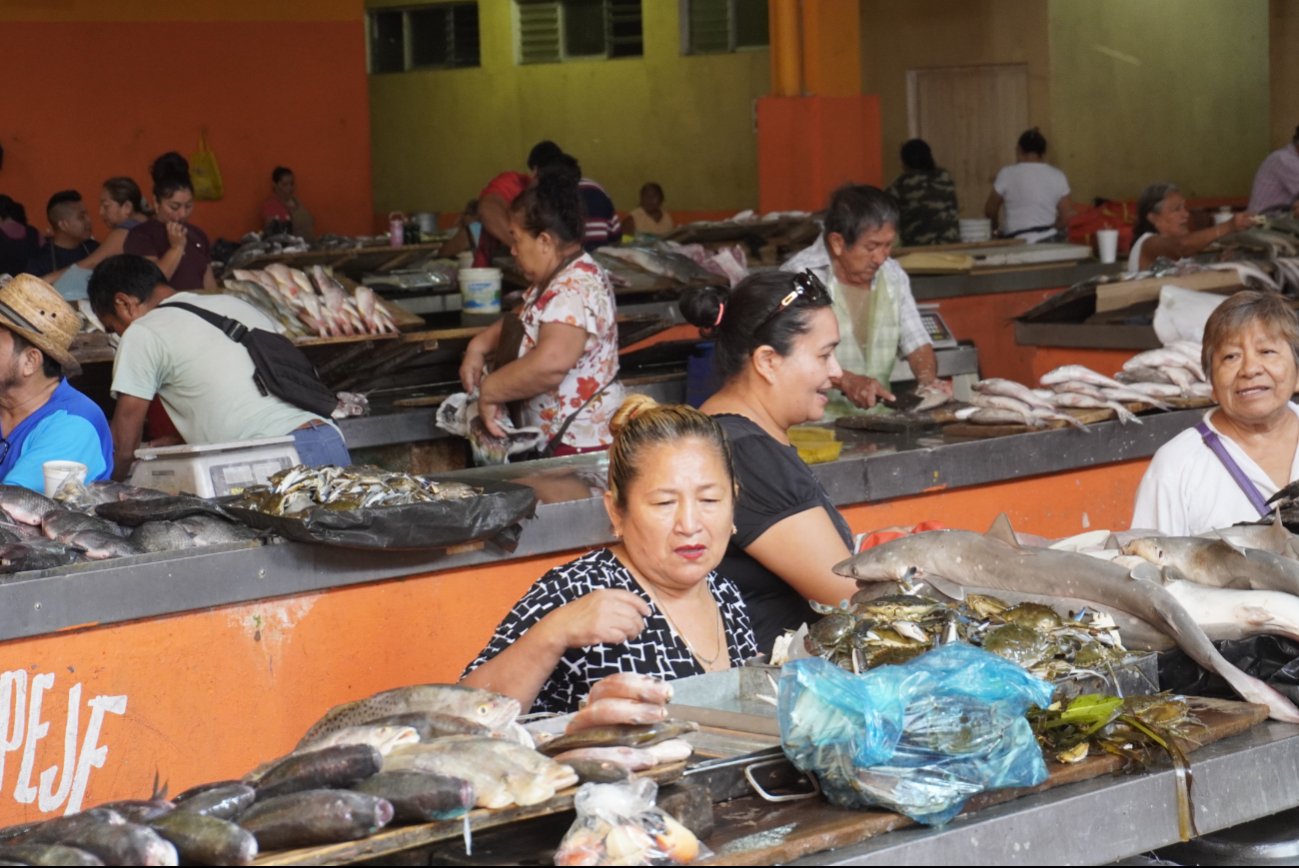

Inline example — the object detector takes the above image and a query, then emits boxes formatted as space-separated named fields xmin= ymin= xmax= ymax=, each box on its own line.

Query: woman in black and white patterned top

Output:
xmin=462 ymin=396 xmax=758 ymax=714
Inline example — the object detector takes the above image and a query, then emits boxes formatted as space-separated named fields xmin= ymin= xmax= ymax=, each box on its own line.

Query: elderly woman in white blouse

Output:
xmin=1133 ymin=291 xmax=1299 ymax=534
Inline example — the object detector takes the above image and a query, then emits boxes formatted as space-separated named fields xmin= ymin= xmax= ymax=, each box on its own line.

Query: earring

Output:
xmin=731 ymin=524 xmax=738 ymax=536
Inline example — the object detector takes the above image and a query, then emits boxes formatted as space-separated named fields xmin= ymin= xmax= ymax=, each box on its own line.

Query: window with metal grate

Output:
xmin=516 ymin=0 xmax=643 ymax=64
xmin=683 ymin=0 xmax=768 ymax=54
xmin=367 ymin=2 xmax=481 ymax=73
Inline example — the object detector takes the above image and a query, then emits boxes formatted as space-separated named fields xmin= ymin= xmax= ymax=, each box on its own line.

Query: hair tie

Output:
xmin=713 ymin=302 xmax=725 ymax=328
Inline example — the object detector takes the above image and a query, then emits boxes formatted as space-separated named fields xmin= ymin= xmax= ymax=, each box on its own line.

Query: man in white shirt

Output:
xmin=87 ymin=254 xmax=349 ymax=480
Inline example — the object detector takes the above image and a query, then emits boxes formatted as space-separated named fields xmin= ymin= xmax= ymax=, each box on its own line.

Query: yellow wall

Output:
xmin=1271 ymin=0 xmax=1299 ymax=150
xmin=367 ymin=1 xmax=770 ymax=216
xmin=858 ymin=0 xmax=1052 ymax=186
xmin=1048 ymin=0 xmax=1270 ymax=203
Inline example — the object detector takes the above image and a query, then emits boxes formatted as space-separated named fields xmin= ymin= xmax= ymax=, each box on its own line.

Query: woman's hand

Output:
xmin=1230 ymin=211 xmax=1257 ymax=233
xmin=166 ymin=220 xmax=188 ymax=251
xmin=477 ymin=390 xmax=508 ymax=438
xmin=833 ymin=371 xmax=895 ymax=408
xmin=460 ymin=347 xmax=487 ymax=393
xmin=539 ymin=589 xmax=651 ymax=650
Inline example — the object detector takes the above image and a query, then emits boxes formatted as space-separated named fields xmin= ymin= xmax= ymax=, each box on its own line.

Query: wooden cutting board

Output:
xmin=699 ymin=697 xmax=1268 ymax=866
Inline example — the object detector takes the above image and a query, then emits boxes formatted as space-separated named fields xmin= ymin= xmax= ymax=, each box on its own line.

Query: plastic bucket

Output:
xmin=459 ymin=268 xmax=502 ymax=315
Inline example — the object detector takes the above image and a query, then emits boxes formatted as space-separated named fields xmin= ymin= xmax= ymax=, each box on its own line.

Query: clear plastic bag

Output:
xmin=778 ymin=642 xmax=1055 ymax=825
xmin=554 ymin=778 xmax=708 ymax=866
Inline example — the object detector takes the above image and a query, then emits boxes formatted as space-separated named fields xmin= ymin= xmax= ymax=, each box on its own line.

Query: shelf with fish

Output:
xmin=0 ymin=406 xmax=1208 ymax=827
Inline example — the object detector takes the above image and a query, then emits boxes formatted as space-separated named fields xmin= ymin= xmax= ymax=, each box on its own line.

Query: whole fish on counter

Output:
xmin=172 ymin=782 xmax=255 ymax=820
xmin=384 ymin=737 xmax=577 ymax=808
xmin=236 ymin=789 xmax=394 ymax=851
xmin=0 ymin=540 xmax=84 ymax=573
xmin=95 ymin=495 xmax=236 ymax=527
xmin=42 ymin=510 xmax=124 ymax=542
xmin=0 ymin=485 xmax=62 ymax=525
xmin=1123 ymin=535 xmax=1299 ymax=596
xmin=1049 ymin=391 xmax=1140 ymax=425
xmin=248 ymin=744 xmax=383 ymax=800
xmin=351 ymin=771 xmax=474 ymax=823
xmin=973 ymin=378 xmax=1056 ymax=412
xmin=833 ymin=528 xmax=1299 ymax=722
xmin=296 ymin=724 xmax=421 ymax=756
xmin=297 ymin=684 xmax=520 ymax=748
xmin=148 ymin=812 xmax=257 ymax=866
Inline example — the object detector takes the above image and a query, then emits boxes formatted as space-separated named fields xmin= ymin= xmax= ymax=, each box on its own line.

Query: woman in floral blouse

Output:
xmin=460 ymin=163 xmax=624 ymax=454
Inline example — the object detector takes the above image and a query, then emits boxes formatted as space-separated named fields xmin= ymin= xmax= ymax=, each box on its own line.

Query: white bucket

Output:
xmin=958 ymin=218 xmax=992 ymax=242
xmin=459 ymin=268 xmax=502 ymax=315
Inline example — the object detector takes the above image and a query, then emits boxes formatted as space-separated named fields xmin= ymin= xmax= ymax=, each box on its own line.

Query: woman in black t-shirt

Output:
xmin=681 ymin=271 xmax=858 ymax=654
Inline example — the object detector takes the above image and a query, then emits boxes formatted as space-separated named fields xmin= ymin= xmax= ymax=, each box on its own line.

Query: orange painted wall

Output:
xmin=757 ymin=94 xmax=884 ymax=213
xmin=1027 ymin=346 xmax=1140 ymax=384
xmin=0 ymin=456 xmax=1149 ymax=825
xmin=936 ymin=286 xmax=1060 ymax=383
xmin=1 ymin=3 xmax=372 ymax=243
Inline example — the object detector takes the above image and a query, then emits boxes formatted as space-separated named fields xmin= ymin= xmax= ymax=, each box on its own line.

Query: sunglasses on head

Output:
xmin=755 ymin=270 xmax=830 ymax=332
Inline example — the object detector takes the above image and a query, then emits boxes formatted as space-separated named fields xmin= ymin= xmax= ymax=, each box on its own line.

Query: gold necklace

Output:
xmin=651 ymin=587 xmax=725 ymax=667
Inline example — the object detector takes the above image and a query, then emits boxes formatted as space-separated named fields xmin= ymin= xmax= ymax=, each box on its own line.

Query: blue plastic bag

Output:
xmin=778 ymin=642 xmax=1055 ymax=825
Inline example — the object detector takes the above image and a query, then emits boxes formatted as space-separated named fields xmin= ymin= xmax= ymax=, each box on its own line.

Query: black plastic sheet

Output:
xmin=1159 ymin=636 xmax=1299 ymax=705
xmin=223 ymin=480 xmax=537 ymax=551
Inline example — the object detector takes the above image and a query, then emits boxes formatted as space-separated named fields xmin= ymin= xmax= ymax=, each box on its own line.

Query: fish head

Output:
xmin=833 ymin=545 xmax=923 ymax=583
xmin=471 ymin=694 xmax=523 ymax=733
xmin=1121 ymin=538 xmax=1168 ymax=565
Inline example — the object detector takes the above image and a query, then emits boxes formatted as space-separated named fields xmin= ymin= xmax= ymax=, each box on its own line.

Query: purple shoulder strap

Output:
xmin=1195 ymin=421 xmax=1272 ymax=518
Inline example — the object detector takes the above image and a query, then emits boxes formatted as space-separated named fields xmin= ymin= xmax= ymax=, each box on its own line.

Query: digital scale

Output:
xmin=891 ymin=303 xmax=976 ymax=400
xmin=917 ymin=303 xmax=959 ymax=349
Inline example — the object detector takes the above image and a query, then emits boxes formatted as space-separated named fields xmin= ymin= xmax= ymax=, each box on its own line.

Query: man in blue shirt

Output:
xmin=0 ymin=274 xmax=112 ymax=491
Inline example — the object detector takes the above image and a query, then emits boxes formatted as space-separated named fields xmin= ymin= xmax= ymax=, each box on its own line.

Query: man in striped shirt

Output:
xmin=528 ymin=141 xmax=621 ymax=250
xmin=1248 ymin=126 xmax=1299 ymax=215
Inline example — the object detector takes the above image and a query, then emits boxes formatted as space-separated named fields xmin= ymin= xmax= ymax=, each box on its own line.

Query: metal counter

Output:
xmin=798 ymin=722 xmax=1299 ymax=866
xmin=0 ymin=408 xmax=1202 ymax=641
xmin=909 ymin=261 xmax=1118 ymax=302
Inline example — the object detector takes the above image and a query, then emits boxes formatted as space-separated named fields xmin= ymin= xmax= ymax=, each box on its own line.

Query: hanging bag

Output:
xmin=190 ymin=130 xmax=224 ymax=201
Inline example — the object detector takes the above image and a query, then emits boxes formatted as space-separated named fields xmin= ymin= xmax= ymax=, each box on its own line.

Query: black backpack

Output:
xmin=163 ymin=300 xmax=339 ymax=418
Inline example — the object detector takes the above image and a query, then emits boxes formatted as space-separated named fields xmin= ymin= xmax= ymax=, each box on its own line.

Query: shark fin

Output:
xmin=985 ymin=513 xmax=1021 ymax=547
xmin=1240 ymin=605 xmax=1275 ymax=627
xmin=919 ymin=573 xmax=966 ymax=602
xmin=1127 ymin=560 xmax=1163 ymax=584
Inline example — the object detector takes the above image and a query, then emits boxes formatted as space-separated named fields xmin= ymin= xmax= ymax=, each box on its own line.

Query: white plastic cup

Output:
xmin=43 ymin=460 xmax=88 ymax=498
xmin=456 ymin=251 xmax=474 ymax=270
xmin=459 ymin=268 xmax=502 ymax=315
xmin=1214 ymin=210 xmax=1235 ymax=225
xmin=1096 ymin=229 xmax=1119 ymax=264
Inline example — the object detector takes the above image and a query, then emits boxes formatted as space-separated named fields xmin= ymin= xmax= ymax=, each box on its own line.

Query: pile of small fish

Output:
xmin=833 ymin=516 xmax=1299 ymax=723
xmin=1115 ymin=341 xmax=1212 ymax=399
xmin=804 ymin=586 xmax=1127 ymax=686
xmin=0 ymin=483 xmax=259 ymax=572
xmin=595 ymin=244 xmax=719 ymax=286
xmin=959 ymin=361 xmax=1192 ymax=430
xmin=232 ymin=464 xmax=479 ymax=517
xmin=530 ymin=673 xmax=697 ymax=781
xmin=224 ymin=263 xmax=399 ymax=339
xmin=221 ymin=232 xmax=312 ymax=269
xmin=0 ymin=678 xmax=699 ymax=863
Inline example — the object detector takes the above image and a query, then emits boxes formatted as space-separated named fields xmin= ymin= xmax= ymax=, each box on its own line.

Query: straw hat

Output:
xmin=0 ymin=275 xmax=81 ymax=376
